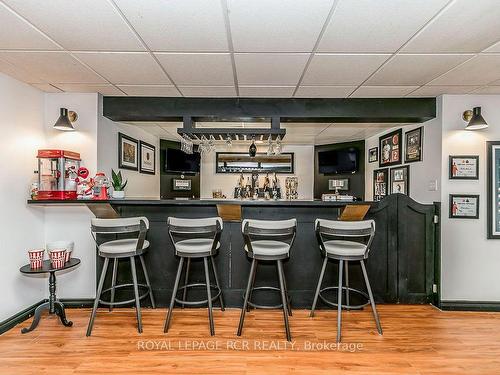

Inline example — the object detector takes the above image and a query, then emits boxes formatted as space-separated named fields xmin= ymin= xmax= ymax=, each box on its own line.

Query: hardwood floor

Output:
xmin=1 ymin=305 xmax=500 ymax=374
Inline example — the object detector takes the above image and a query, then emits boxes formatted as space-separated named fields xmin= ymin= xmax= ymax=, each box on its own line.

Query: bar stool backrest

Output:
xmin=167 ymin=217 xmax=223 ymax=254
xmin=91 ymin=217 xmax=149 ymax=251
xmin=315 ymin=219 xmax=375 ymax=257
xmin=242 ymin=219 xmax=297 ymax=252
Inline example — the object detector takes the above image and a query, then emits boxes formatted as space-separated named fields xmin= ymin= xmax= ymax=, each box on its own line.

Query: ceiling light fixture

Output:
xmin=463 ymin=106 xmax=488 ymax=130
xmin=249 ymin=136 xmax=257 ymax=157
xmin=53 ymin=108 xmax=78 ymax=131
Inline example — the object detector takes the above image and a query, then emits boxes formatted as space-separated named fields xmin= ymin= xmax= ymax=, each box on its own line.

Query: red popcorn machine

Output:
xmin=37 ymin=150 xmax=81 ymax=200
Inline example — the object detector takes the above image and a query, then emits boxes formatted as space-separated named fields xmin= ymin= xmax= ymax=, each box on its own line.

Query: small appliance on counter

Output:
xmin=36 ymin=149 xmax=81 ymax=200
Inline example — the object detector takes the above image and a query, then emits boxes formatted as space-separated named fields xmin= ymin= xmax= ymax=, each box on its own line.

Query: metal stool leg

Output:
xmin=280 ymin=264 xmax=292 ymax=317
xmin=164 ymin=257 xmax=184 ymax=333
xmin=277 ymin=259 xmax=291 ymax=342
xmin=87 ymin=257 xmax=109 ymax=337
xmin=109 ymin=258 xmax=118 ymax=312
xmin=139 ymin=255 xmax=155 ymax=309
xmin=344 ymin=260 xmax=350 ymax=310
xmin=237 ymin=258 xmax=257 ymax=336
xmin=181 ymin=258 xmax=190 ymax=309
xmin=337 ymin=259 xmax=344 ymax=343
xmin=246 ymin=259 xmax=257 ymax=312
xmin=310 ymin=256 xmax=328 ymax=317
xmin=360 ymin=259 xmax=382 ymax=335
xmin=130 ymin=256 xmax=143 ymax=333
xmin=210 ymin=256 xmax=225 ymax=311
xmin=203 ymin=257 xmax=215 ymax=336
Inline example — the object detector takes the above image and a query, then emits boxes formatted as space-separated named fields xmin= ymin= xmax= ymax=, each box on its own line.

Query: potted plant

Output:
xmin=111 ymin=169 xmax=127 ymax=199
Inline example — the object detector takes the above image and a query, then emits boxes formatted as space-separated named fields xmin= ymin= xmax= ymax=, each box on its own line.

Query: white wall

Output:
xmin=0 ymin=73 xmax=46 ymax=321
xmin=200 ymin=144 xmax=314 ymax=199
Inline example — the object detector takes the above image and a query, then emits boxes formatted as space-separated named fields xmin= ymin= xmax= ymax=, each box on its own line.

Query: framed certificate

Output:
xmin=449 ymin=194 xmax=479 ymax=219
xmin=487 ymin=142 xmax=500 ymax=238
xmin=449 ymin=155 xmax=479 ymax=180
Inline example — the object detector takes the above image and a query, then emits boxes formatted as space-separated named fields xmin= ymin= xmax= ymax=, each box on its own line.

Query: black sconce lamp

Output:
xmin=53 ymin=108 xmax=78 ymax=131
xmin=463 ymin=106 xmax=488 ymax=130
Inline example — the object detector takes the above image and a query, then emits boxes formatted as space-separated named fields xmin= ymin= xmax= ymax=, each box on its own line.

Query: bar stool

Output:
xmin=310 ymin=219 xmax=382 ymax=342
xmin=237 ymin=219 xmax=296 ymax=342
xmin=87 ymin=217 xmax=155 ymax=336
xmin=164 ymin=217 xmax=224 ymax=336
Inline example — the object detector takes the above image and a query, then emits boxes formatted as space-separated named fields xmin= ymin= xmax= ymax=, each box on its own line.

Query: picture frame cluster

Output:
xmin=118 ymin=132 xmax=156 ymax=175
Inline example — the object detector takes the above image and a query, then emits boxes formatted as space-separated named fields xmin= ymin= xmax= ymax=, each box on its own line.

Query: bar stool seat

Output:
xmin=244 ymin=240 xmax=290 ymax=256
xmin=99 ymin=239 xmax=150 ymax=255
xmin=323 ymin=240 xmax=366 ymax=257
xmin=176 ymin=239 xmax=220 ymax=254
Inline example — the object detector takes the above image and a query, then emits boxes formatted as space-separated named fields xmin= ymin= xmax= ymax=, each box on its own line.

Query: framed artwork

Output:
xmin=139 ymin=141 xmax=156 ymax=175
xmin=379 ymin=129 xmax=402 ymax=167
xmin=449 ymin=155 xmax=479 ymax=180
xmin=373 ymin=168 xmax=389 ymax=202
xmin=449 ymin=194 xmax=479 ymax=219
xmin=389 ymin=165 xmax=410 ymax=195
xmin=368 ymin=147 xmax=378 ymax=163
xmin=405 ymin=126 xmax=423 ymax=163
xmin=118 ymin=133 xmax=138 ymax=171
xmin=487 ymin=142 xmax=500 ymax=238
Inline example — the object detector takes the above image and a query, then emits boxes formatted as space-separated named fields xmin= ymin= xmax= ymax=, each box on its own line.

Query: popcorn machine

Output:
xmin=37 ymin=150 xmax=81 ymax=200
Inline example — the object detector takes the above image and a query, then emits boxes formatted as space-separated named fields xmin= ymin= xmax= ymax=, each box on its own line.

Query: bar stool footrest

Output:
xmin=246 ymin=286 xmax=291 ymax=310
xmin=174 ymin=282 xmax=222 ymax=306
xmin=99 ymin=283 xmax=151 ymax=306
xmin=319 ymin=286 xmax=369 ymax=310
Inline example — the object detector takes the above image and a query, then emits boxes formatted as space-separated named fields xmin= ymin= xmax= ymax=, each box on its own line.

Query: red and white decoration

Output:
xmin=28 ymin=249 xmax=45 ymax=269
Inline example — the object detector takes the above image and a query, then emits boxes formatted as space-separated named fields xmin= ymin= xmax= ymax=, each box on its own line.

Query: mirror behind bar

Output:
xmin=216 ymin=152 xmax=294 ymax=174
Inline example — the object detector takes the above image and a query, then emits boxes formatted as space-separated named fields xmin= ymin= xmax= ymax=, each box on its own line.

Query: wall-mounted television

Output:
xmin=165 ymin=148 xmax=200 ymax=173
xmin=318 ymin=148 xmax=358 ymax=174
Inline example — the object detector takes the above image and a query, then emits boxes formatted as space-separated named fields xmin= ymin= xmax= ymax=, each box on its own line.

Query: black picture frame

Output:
xmin=373 ymin=168 xmax=389 ymax=202
xmin=139 ymin=141 xmax=156 ymax=175
xmin=449 ymin=155 xmax=479 ymax=180
xmin=118 ymin=132 xmax=138 ymax=171
xmin=405 ymin=126 xmax=423 ymax=163
xmin=389 ymin=165 xmax=410 ymax=195
xmin=368 ymin=147 xmax=378 ymax=163
xmin=379 ymin=128 xmax=402 ymax=167
xmin=449 ymin=194 xmax=479 ymax=219
xmin=487 ymin=142 xmax=500 ymax=238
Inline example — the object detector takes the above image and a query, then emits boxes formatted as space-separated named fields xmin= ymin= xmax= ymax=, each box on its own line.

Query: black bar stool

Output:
xmin=310 ymin=218 xmax=382 ymax=342
xmin=237 ymin=218 xmax=296 ymax=342
xmin=164 ymin=217 xmax=224 ymax=336
xmin=87 ymin=217 xmax=155 ymax=336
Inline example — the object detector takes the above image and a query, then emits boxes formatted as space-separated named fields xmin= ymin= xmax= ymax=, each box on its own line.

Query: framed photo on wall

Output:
xmin=449 ymin=155 xmax=479 ymax=180
xmin=487 ymin=142 xmax=500 ymax=238
xmin=449 ymin=194 xmax=479 ymax=219
xmin=379 ymin=129 xmax=402 ymax=167
xmin=405 ymin=126 xmax=423 ymax=163
xmin=118 ymin=133 xmax=138 ymax=171
xmin=139 ymin=141 xmax=156 ymax=175
xmin=368 ymin=147 xmax=378 ymax=163
xmin=389 ymin=165 xmax=410 ymax=195
xmin=373 ymin=168 xmax=388 ymax=202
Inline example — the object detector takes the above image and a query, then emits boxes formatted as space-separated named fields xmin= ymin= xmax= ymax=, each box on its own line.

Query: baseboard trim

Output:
xmin=440 ymin=300 xmax=500 ymax=312
xmin=59 ymin=298 xmax=94 ymax=308
xmin=0 ymin=300 xmax=46 ymax=335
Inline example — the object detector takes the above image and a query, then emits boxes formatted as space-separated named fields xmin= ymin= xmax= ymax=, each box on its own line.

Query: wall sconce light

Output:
xmin=463 ymin=106 xmax=488 ymax=130
xmin=53 ymin=108 xmax=78 ymax=131
xmin=249 ymin=136 xmax=257 ymax=157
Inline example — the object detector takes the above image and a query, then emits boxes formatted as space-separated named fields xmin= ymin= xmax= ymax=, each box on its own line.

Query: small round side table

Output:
xmin=19 ymin=258 xmax=81 ymax=334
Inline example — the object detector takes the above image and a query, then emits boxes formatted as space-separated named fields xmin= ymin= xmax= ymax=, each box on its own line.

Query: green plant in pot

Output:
xmin=111 ymin=169 xmax=127 ymax=199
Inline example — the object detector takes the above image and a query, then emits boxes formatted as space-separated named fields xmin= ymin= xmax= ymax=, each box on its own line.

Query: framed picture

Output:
xmin=449 ymin=155 xmax=479 ymax=180
xmin=405 ymin=126 xmax=423 ymax=163
xmin=139 ymin=141 xmax=156 ymax=175
xmin=487 ymin=142 xmax=500 ymax=238
xmin=368 ymin=147 xmax=378 ymax=163
xmin=389 ymin=165 xmax=410 ymax=195
xmin=379 ymin=129 xmax=402 ymax=167
xmin=373 ymin=168 xmax=389 ymax=202
xmin=449 ymin=194 xmax=479 ymax=219
xmin=118 ymin=133 xmax=138 ymax=171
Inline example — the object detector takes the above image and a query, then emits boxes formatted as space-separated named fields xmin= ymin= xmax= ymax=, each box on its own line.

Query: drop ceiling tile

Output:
xmin=402 ymin=0 xmax=500 ymax=53
xmin=235 ymin=53 xmax=309 ymax=85
xmin=55 ymin=83 xmax=124 ymax=95
xmin=239 ymin=86 xmax=295 ymax=97
xmin=484 ymin=41 xmax=500 ymax=53
xmin=302 ymin=54 xmax=389 ymax=85
xmin=30 ymin=83 xmax=63 ymax=92
xmin=155 ymin=53 xmax=233 ymax=85
xmin=114 ymin=0 xmax=228 ymax=51
xmin=0 ymin=51 xmax=105 ymax=83
xmin=132 ymin=124 xmax=170 ymax=137
xmin=318 ymin=0 xmax=448 ymax=53
xmin=228 ymin=0 xmax=333 ymax=52
xmin=179 ymin=86 xmax=237 ymax=97
xmin=351 ymin=86 xmax=419 ymax=97
xmin=469 ymin=86 xmax=500 ymax=94
xmin=118 ymin=85 xmax=180 ymax=97
xmin=428 ymin=55 xmax=500 ymax=86
xmin=407 ymin=85 xmax=479 ymax=96
xmin=295 ymin=85 xmax=355 ymax=97
xmin=366 ymin=54 xmax=473 ymax=85
xmin=283 ymin=123 xmax=330 ymax=136
xmin=0 ymin=56 xmax=43 ymax=83
xmin=3 ymin=0 xmax=144 ymax=51
xmin=74 ymin=52 xmax=170 ymax=85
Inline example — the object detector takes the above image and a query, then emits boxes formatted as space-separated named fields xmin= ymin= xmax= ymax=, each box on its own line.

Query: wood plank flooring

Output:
xmin=1 ymin=305 xmax=500 ymax=374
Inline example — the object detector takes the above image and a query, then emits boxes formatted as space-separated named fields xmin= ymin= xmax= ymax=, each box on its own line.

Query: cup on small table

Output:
xmin=28 ymin=249 xmax=45 ymax=270
xmin=48 ymin=249 xmax=67 ymax=269
xmin=46 ymin=241 xmax=74 ymax=263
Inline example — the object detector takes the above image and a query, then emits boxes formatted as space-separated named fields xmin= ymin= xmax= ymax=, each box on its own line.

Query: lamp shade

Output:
xmin=465 ymin=107 xmax=488 ymax=130
xmin=53 ymin=108 xmax=75 ymax=131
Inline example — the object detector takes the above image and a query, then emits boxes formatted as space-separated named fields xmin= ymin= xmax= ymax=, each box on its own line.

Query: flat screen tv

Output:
xmin=318 ymin=148 xmax=358 ymax=174
xmin=165 ymin=148 xmax=200 ymax=173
